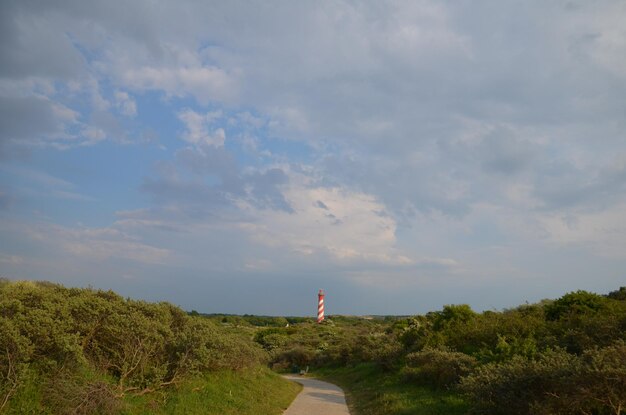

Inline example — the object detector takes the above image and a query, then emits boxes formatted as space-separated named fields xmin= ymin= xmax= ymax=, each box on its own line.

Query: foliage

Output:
xmin=460 ymin=343 xmax=626 ymax=415
xmin=607 ymin=286 xmax=626 ymax=301
xmin=0 ymin=280 xmax=267 ymax=412
xmin=317 ymin=363 xmax=469 ymax=415
xmin=123 ymin=366 xmax=301 ymax=415
xmin=2 ymin=279 xmax=625 ymax=415
xmin=545 ymin=290 xmax=608 ymax=320
xmin=251 ymin=288 xmax=626 ymax=415
xmin=404 ymin=348 xmax=477 ymax=389
xmin=43 ymin=367 xmax=121 ymax=415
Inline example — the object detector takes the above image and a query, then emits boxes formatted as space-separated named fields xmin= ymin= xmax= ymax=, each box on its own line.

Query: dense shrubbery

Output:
xmin=403 ymin=348 xmax=477 ymax=388
xmin=461 ymin=343 xmax=626 ymax=415
xmin=0 ymin=279 xmax=266 ymax=413
xmin=2 ymin=278 xmax=625 ymax=415
xmin=253 ymin=317 xmax=403 ymax=372
xmin=251 ymin=287 xmax=626 ymax=414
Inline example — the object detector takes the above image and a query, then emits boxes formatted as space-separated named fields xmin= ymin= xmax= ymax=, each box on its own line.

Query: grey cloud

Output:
xmin=435 ymin=125 xmax=538 ymax=179
xmin=321 ymin=151 xmax=472 ymax=218
xmin=534 ymin=159 xmax=626 ymax=212
xmin=0 ymin=96 xmax=65 ymax=141
xmin=140 ymin=175 xmax=231 ymax=208
xmin=1 ymin=0 xmax=626 ymax=313
xmin=0 ymin=2 xmax=85 ymax=80
xmin=5 ymin=0 xmax=622 ymax=221
xmin=175 ymin=145 xmax=243 ymax=194
xmin=315 ymin=200 xmax=329 ymax=210
xmin=143 ymin=142 xmax=293 ymax=218
xmin=478 ymin=131 xmax=535 ymax=176
xmin=247 ymin=168 xmax=292 ymax=213
xmin=90 ymin=111 xmax=127 ymax=143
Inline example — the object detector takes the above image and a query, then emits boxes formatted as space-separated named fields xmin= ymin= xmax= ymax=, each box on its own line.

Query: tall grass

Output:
xmin=123 ymin=366 xmax=301 ymax=415
xmin=316 ymin=363 xmax=468 ymax=415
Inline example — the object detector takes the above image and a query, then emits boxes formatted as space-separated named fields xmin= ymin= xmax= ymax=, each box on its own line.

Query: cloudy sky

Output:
xmin=1 ymin=0 xmax=625 ymax=315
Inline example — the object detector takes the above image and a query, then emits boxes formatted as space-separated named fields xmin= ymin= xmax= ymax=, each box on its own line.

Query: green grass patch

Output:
xmin=315 ymin=364 xmax=469 ymax=415
xmin=2 ymin=368 xmax=49 ymax=415
xmin=123 ymin=366 xmax=301 ymax=415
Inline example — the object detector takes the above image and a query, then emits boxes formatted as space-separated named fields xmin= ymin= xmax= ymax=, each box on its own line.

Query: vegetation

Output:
xmin=123 ymin=367 xmax=300 ymax=415
xmin=2 ymin=277 xmax=625 ymax=415
xmin=252 ymin=288 xmax=626 ymax=415
xmin=0 ymin=279 xmax=298 ymax=414
xmin=317 ymin=363 xmax=469 ymax=415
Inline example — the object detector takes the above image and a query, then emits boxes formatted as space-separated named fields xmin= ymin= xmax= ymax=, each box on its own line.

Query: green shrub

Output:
xmin=275 ymin=345 xmax=317 ymax=368
xmin=0 ymin=317 xmax=33 ymax=412
xmin=43 ymin=369 xmax=120 ymax=415
xmin=607 ymin=287 xmax=626 ymax=301
xmin=545 ymin=290 xmax=607 ymax=321
xmin=0 ymin=280 xmax=267 ymax=411
xmin=404 ymin=348 xmax=477 ymax=389
xmin=460 ymin=344 xmax=626 ymax=415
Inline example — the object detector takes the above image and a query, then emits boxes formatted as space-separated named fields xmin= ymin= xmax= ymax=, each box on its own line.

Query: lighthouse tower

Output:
xmin=317 ymin=289 xmax=325 ymax=323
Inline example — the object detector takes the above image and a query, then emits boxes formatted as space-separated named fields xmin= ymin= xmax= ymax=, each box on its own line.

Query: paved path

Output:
xmin=283 ymin=375 xmax=351 ymax=415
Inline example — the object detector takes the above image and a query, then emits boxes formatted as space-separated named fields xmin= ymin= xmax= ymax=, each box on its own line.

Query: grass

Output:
xmin=2 ymin=368 xmax=49 ymax=415
xmin=315 ymin=364 xmax=469 ymax=415
xmin=123 ymin=366 xmax=301 ymax=415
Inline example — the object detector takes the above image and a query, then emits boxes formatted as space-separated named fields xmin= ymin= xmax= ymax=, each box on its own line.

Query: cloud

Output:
xmin=122 ymin=66 xmax=239 ymax=104
xmin=238 ymin=174 xmax=411 ymax=266
xmin=1 ymin=0 xmax=625 ymax=313
xmin=0 ymin=3 xmax=85 ymax=80
xmin=177 ymin=109 xmax=225 ymax=147
xmin=0 ymin=253 xmax=24 ymax=265
xmin=0 ymin=95 xmax=78 ymax=143
xmin=532 ymin=155 xmax=626 ymax=212
xmin=1 ymin=166 xmax=95 ymax=203
xmin=61 ymin=228 xmax=169 ymax=263
xmin=23 ymin=222 xmax=169 ymax=264
xmin=113 ymin=90 xmax=137 ymax=117
xmin=538 ymin=203 xmax=626 ymax=259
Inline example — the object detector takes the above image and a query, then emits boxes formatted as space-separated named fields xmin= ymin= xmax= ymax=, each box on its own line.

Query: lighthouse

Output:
xmin=317 ymin=289 xmax=325 ymax=323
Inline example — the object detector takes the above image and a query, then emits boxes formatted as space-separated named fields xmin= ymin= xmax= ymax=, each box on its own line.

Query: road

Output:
xmin=283 ymin=375 xmax=351 ymax=415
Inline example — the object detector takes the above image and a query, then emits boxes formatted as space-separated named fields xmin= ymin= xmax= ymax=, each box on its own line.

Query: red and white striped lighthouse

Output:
xmin=317 ymin=289 xmax=325 ymax=323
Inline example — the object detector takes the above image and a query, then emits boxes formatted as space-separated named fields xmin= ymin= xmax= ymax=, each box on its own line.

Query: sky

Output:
xmin=1 ymin=0 xmax=625 ymax=316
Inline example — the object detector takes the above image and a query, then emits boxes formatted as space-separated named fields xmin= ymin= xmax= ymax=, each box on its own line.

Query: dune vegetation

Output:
xmin=1 ymin=278 xmax=625 ymax=414
xmin=250 ymin=287 xmax=626 ymax=415
xmin=0 ymin=279 xmax=299 ymax=414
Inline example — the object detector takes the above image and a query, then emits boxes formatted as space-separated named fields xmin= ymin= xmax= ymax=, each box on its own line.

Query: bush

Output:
xmin=275 ymin=345 xmax=317 ymax=368
xmin=0 ymin=280 xmax=268 ymax=411
xmin=43 ymin=369 xmax=121 ymax=415
xmin=607 ymin=287 xmax=626 ymax=301
xmin=404 ymin=348 xmax=477 ymax=389
xmin=0 ymin=317 xmax=33 ymax=411
xmin=575 ymin=342 xmax=626 ymax=415
xmin=545 ymin=290 xmax=607 ymax=321
xmin=460 ymin=344 xmax=626 ymax=415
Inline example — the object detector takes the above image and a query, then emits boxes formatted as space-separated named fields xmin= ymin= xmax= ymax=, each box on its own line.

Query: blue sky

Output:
xmin=1 ymin=0 xmax=625 ymax=315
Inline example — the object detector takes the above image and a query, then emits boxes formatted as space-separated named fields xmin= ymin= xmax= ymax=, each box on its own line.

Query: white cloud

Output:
xmin=0 ymin=166 xmax=96 ymax=201
xmin=121 ymin=66 xmax=238 ymax=104
xmin=539 ymin=203 xmax=626 ymax=259
xmin=1 ymin=0 xmax=626 ymax=312
xmin=237 ymin=171 xmax=411 ymax=266
xmin=177 ymin=108 xmax=226 ymax=147
xmin=113 ymin=90 xmax=137 ymax=117
xmin=24 ymin=223 xmax=170 ymax=264
xmin=81 ymin=126 xmax=107 ymax=145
